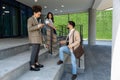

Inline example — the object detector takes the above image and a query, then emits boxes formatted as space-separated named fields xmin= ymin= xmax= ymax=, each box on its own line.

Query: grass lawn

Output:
xmin=54 ymin=10 xmax=112 ymax=40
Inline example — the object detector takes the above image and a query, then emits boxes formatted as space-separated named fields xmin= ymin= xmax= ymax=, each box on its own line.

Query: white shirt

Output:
xmin=66 ymin=29 xmax=75 ymax=41
xmin=48 ymin=19 xmax=54 ymax=26
xmin=66 ymin=29 xmax=75 ymax=52
xmin=45 ymin=19 xmax=54 ymax=26
xmin=69 ymin=29 xmax=75 ymax=39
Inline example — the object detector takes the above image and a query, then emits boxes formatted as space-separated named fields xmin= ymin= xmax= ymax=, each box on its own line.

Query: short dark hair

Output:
xmin=68 ymin=21 xmax=75 ymax=28
xmin=32 ymin=5 xmax=42 ymax=13
xmin=46 ymin=12 xmax=54 ymax=23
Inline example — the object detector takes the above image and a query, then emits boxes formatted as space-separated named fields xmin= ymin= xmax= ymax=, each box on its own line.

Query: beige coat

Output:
xmin=27 ymin=16 xmax=43 ymax=44
xmin=68 ymin=30 xmax=81 ymax=50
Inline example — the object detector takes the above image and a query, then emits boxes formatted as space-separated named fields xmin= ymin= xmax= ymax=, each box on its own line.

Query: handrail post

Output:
xmin=50 ymin=28 xmax=53 ymax=55
xmin=78 ymin=24 xmax=84 ymax=67
xmin=65 ymin=26 xmax=66 ymax=36
xmin=62 ymin=26 xmax=63 ymax=36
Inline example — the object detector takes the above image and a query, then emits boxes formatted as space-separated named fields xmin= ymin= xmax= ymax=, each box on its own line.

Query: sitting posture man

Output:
xmin=57 ymin=21 xmax=81 ymax=80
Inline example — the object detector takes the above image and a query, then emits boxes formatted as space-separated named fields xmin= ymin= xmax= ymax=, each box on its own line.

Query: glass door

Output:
xmin=2 ymin=4 xmax=12 ymax=37
xmin=11 ymin=6 xmax=19 ymax=36
xmin=0 ymin=3 xmax=20 ymax=38
xmin=20 ymin=9 xmax=27 ymax=37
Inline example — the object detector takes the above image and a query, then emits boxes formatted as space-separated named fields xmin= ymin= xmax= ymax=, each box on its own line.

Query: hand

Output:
xmin=47 ymin=23 xmax=51 ymax=27
xmin=38 ymin=24 xmax=44 ymax=28
xmin=59 ymin=41 xmax=65 ymax=45
xmin=68 ymin=45 xmax=72 ymax=49
xmin=53 ymin=27 xmax=57 ymax=30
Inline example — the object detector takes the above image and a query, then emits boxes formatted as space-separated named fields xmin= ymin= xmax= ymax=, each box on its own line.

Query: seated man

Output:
xmin=57 ymin=21 xmax=81 ymax=80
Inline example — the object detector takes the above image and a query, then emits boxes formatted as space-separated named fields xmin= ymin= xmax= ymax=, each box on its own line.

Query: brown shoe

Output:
xmin=57 ymin=60 xmax=63 ymax=65
xmin=71 ymin=74 xmax=77 ymax=80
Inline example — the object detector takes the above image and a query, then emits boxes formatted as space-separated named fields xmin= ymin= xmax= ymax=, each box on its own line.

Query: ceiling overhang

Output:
xmin=16 ymin=0 xmax=113 ymax=15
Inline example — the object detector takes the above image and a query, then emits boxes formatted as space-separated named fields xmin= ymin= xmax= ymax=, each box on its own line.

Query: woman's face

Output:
xmin=48 ymin=14 xmax=52 ymax=19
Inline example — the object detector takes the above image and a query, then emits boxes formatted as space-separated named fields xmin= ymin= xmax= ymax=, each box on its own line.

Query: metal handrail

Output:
xmin=57 ymin=25 xmax=68 ymax=37
xmin=49 ymin=24 xmax=84 ymax=56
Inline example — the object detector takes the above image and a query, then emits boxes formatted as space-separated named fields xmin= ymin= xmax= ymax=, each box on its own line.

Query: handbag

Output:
xmin=72 ymin=30 xmax=84 ymax=59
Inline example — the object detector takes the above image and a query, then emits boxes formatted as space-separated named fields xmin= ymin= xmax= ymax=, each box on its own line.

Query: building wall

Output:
xmin=0 ymin=0 xmax=32 ymax=38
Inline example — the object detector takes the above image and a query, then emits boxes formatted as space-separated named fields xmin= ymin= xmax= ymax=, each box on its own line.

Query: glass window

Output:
xmin=0 ymin=1 xmax=32 ymax=38
xmin=1 ymin=4 xmax=12 ymax=37
xmin=10 ymin=6 xmax=19 ymax=36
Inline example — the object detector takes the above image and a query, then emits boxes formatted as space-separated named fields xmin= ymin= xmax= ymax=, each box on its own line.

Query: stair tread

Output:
xmin=0 ymin=38 xmax=29 ymax=50
xmin=16 ymin=57 xmax=61 ymax=80
xmin=0 ymin=43 xmax=29 ymax=51
xmin=0 ymin=49 xmax=47 ymax=78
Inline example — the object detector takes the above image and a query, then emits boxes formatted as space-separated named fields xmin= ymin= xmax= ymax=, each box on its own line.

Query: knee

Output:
xmin=59 ymin=47 xmax=64 ymax=52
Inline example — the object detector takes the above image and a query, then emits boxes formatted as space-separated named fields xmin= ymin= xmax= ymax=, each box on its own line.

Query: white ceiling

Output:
xmin=97 ymin=0 xmax=113 ymax=10
xmin=16 ymin=0 xmax=112 ymax=15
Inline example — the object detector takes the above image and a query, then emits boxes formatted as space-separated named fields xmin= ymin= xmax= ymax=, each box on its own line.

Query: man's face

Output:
xmin=67 ymin=23 xmax=71 ymax=29
xmin=34 ymin=12 xmax=41 ymax=18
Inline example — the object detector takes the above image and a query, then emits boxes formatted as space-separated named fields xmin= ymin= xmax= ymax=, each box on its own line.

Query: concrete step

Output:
xmin=16 ymin=54 xmax=68 ymax=80
xmin=0 ymin=42 xmax=45 ymax=60
xmin=0 ymin=49 xmax=48 ymax=80
xmin=0 ymin=43 xmax=30 ymax=60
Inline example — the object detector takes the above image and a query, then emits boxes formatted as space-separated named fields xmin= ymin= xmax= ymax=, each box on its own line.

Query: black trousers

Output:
xmin=30 ymin=44 xmax=40 ymax=65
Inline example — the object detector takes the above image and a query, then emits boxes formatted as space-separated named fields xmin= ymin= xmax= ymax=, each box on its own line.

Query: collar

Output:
xmin=69 ymin=29 xmax=75 ymax=33
xmin=32 ymin=15 xmax=37 ymax=20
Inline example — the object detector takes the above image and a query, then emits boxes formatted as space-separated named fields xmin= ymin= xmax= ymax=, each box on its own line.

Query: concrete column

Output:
xmin=111 ymin=0 xmax=120 ymax=80
xmin=88 ymin=8 xmax=96 ymax=45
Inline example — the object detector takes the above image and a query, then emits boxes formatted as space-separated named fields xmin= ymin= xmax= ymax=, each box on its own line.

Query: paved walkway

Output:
xmin=83 ymin=40 xmax=112 ymax=46
xmin=62 ymin=45 xmax=111 ymax=80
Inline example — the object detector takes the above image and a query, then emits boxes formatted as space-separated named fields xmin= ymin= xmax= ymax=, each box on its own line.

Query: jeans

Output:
xmin=59 ymin=46 xmax=77 ymax=74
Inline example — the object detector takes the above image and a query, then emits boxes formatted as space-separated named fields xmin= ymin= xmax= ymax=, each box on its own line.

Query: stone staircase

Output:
xmin=0 ymin=39 xmax=85 ymax=80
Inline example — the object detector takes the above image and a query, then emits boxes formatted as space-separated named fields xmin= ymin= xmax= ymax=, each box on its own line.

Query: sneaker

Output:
xmin=71 ymin=74 xmax=77 ymax=80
